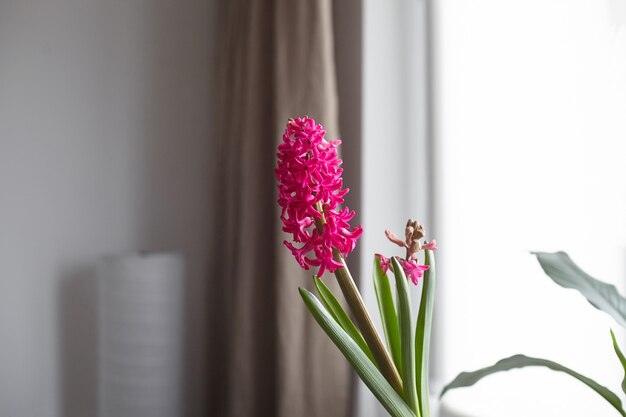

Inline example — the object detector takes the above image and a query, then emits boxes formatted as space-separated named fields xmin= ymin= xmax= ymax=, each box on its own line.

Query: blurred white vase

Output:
xmin=97 ymin=252 xmax=184 ymax=417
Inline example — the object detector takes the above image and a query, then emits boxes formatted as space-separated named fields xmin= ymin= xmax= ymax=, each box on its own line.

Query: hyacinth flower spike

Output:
xmin=275 ymin=117 xmax=404 ymax=395
xmin=379 ymin=220 xmax=432 ymax=287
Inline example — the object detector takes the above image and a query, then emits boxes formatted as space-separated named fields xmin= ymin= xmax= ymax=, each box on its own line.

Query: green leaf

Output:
xmin=533 ymin=251 xmax=626 ymax=328
xmin=391 ymin=257 xmax=420 ymax=416
xmin=415 ymin=250 xmax=436 ymax=417
xmin=299 ymin=288 xmax=416 ymax=417
xmin=314 ymin=277 xmax=376 ymax=364
xmin=441 ymin=354 xmax=626 ymax=417
xmin=610 ymin=329 xmax=626 ymax=395
xmin=373 ymin=255 xmax=402 ymax=375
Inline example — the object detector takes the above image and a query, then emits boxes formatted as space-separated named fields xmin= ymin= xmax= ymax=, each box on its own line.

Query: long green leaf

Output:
xmin=441 ymin=354 xmax=626 ymax=417
xmin=610 ymin=329 xmax=626 ymax=395
xmin=533 ymin=251 xmax=626 ymax=328
xmin=373 ymin=255 xmax=402 ymax=375
xmin=314 ymin=277 xmax=376 ymax=364
xmin=391 ymin=257 xmax=420 ymax=416
xmin=299 ymin=288 xmax=416 ymax=417
xmin=415 ymin=250 xmax=436 ymax=417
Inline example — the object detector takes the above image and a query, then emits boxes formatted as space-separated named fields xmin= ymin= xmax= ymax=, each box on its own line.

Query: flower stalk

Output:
xmin=312 ymin=201 xmax=403 ymax=394
xmin=332 ymin=251 xmax=404 ymax=395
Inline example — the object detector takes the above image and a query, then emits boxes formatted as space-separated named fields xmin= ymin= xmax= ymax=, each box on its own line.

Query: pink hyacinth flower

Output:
xmin=401 ymin=259 xmax=430 ymax=286
xmin=276 ymin=117 xmax=362 ymax=276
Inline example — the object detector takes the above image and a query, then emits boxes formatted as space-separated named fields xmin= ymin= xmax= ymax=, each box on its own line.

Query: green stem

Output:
xmin=333 ymin=251 xmax=404 ymax=396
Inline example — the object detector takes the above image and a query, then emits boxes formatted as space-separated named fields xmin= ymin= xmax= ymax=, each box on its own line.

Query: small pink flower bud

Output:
xmin=422 ymin=240 xmax=438 ymax=251
xmin=375 ymin=253 xmax=392 ymax=275
xmin=385 ymin=230 xmax=407 ymax=248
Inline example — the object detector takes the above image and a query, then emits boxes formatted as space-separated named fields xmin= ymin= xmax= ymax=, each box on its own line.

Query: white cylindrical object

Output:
xmin=98 ymin=252 xmax=184 ymax=417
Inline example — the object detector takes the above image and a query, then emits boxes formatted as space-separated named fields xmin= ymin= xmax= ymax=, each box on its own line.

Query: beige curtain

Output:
xmin=209 ymin=1 xmax=350 ymax=417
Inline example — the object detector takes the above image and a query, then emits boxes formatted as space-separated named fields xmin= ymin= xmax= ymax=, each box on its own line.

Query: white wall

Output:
xmin=0 ymin=1 xmax=215 ymax=416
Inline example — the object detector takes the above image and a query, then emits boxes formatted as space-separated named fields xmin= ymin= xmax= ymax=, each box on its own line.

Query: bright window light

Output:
xmin=436 ymin=1 xmax=626 ymax=416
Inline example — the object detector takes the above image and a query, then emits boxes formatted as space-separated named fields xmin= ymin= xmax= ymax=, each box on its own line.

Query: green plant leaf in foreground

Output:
xmin=415 ymin=250 xmax=436 ymax=417
xmin=391 ymin=257 xmax=420 ymax=416
xmin=314 ymin=277 xmax=376 ymax=364
xmin=533 ymin=251 xmax=626 ymax=328
xmin=373 ymin=255 xmax=402 ymax=375
xmin=441 ymin=354 xmax=626 ymax=417
xmin=610 ymin=329 xmax=626 ymax=395
xmin=299 ymin=288 xmax=416 ymax=417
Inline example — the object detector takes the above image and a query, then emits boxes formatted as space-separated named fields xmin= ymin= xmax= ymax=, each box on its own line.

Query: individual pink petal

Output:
xmin=385 ymin=229 xmax=407 ymax=248
xmin=422 ymin=239 xmax=438 ymax=251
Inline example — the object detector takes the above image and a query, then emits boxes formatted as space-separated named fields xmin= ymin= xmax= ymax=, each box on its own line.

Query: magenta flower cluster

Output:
xmin=276 ymin=117 xmax=363 ymax=277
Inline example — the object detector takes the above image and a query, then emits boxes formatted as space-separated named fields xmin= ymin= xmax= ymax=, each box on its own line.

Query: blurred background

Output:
xmin=1 ymin=1 xmax=625 ymax=417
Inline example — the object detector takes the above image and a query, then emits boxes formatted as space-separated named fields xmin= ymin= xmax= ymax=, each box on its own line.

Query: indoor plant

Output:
xmin=275 ymin=116 xmax=437 ymax=417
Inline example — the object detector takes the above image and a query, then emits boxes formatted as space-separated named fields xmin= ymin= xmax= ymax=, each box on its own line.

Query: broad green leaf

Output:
xmin=415 ymin=250 xmax=436 ymax=417
xmin=373 ymin=255 xmax=402 ymax=375
xmin=299 ymin=288 xmax=416 ymax=417
xmin=314 ymin=277 xmax=376 ymax=364
xmin=610 ymin=329 xmax=626 ymax=395
xmin=391 ymin=257 xmax=420 ymax=417
xmin=533 ymin=251 xmax=626 ymax=328
xmin=441 ymin=354 xmax=626 ymax=417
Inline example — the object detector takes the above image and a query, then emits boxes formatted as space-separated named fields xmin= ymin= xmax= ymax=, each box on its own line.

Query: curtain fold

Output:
xmin=210 ymin=1 xmax=351 ymax=416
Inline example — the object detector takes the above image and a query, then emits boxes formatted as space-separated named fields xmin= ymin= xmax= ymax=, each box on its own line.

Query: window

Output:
xmin=436 ymin=1 xmax=626 ymax=415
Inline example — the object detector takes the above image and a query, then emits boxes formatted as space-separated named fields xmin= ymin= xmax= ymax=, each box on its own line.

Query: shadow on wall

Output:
xmin=58 ymin=266 xmax=98 ymax=417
